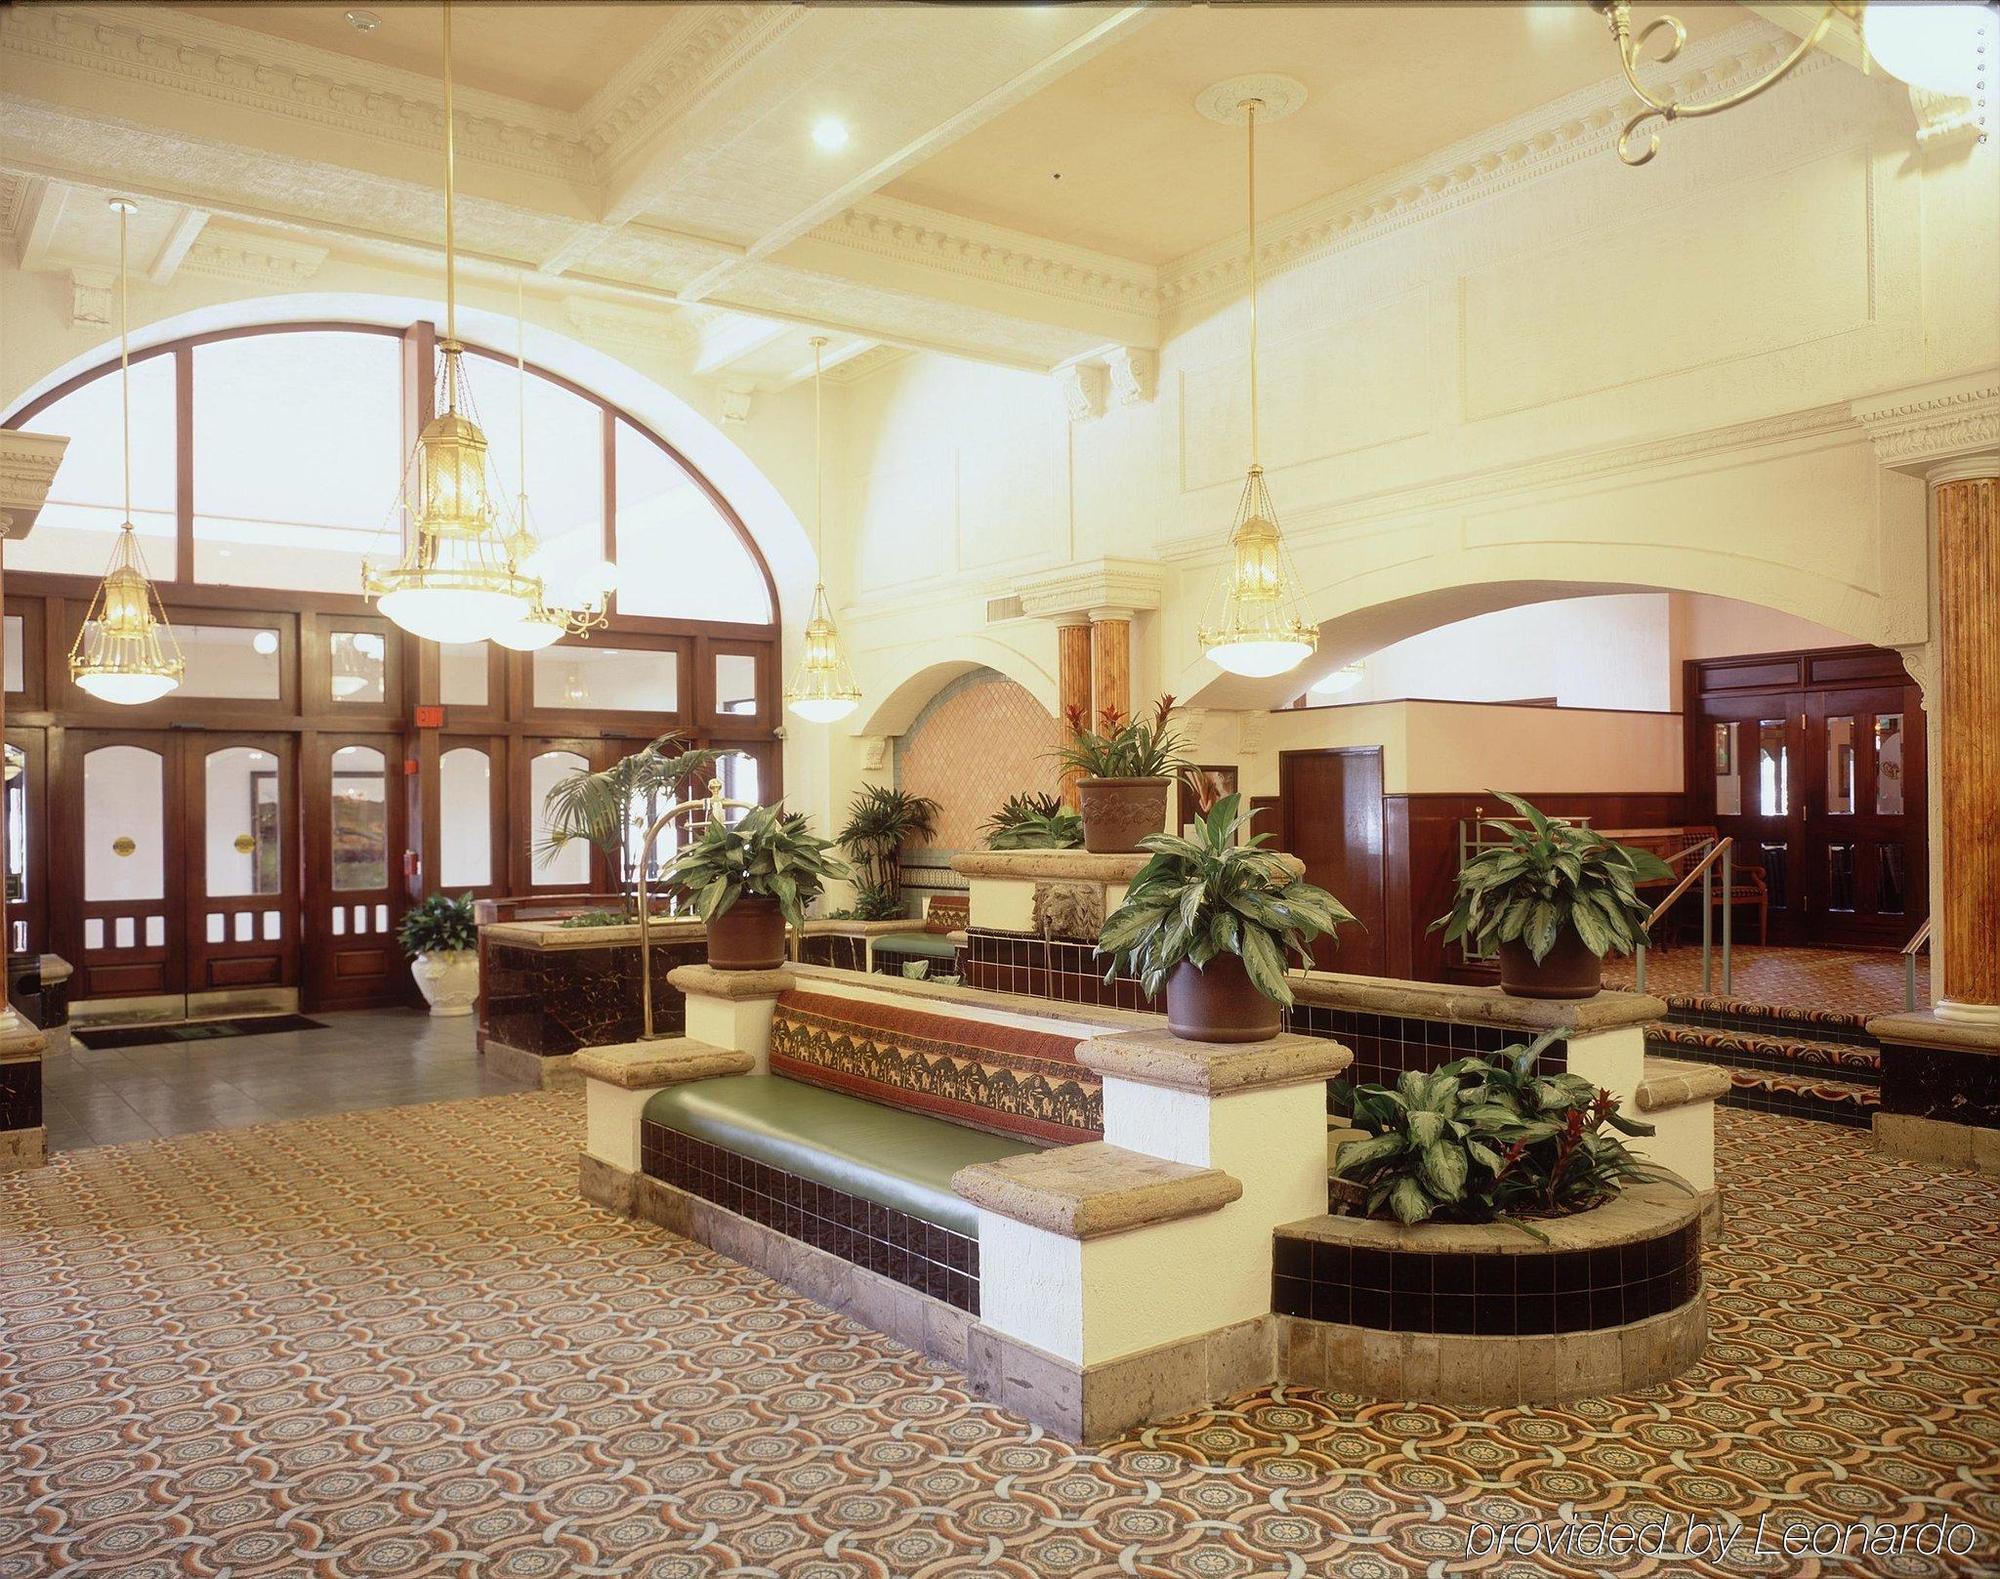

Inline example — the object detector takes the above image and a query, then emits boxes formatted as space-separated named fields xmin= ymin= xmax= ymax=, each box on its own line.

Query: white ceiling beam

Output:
xmin=15 ymin=177 xmax=70 ymax=271
xmin=147 ymin=205 xmax=208 ymax=284
xmin=689 ymin=315 xmax=790 ymax=376
xmin=772 ymin=337 xmax=875 ymax=390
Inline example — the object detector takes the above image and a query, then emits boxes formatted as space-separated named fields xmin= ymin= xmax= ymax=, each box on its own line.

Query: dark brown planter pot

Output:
xmin=1165 ymin=955 xmax=1282 ymax=1043
xmin=1076 ymin=776 xmax=1171 ymax=854
xmin=705 ymin=894 xmax=788 ymax=971
xmin=1496 ymin=924 xmax=1604 ymax=1000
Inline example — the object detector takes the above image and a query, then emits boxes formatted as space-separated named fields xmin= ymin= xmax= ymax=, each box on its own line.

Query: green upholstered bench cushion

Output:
xmin=872 ymin=932 xmax=959 ymax=960
xmin=642 ymin=1073 xmax=1037 ymax=1235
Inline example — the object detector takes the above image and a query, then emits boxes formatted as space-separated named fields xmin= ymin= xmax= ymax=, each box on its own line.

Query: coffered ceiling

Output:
xmin=2 ymin=1 xmax=1787 ymax=385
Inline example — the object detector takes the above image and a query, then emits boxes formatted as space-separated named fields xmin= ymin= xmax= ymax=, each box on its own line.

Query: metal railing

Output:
xmin=1901 ymin=916 xmax=1933 ymax=1013
xmin=1633 ymin=836 xmax=1735 ymax=998
xmin=634 ymin=777 xmax=761 ymax=1041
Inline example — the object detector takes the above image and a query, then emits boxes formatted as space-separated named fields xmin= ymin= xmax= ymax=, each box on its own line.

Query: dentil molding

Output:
xmin=1850 ymin=374 xmax=2000 ymax=474
xmin=179 ymin=226 xmax=329 ymax=288
xmin=0 ymin=431 xmax=72 ymax=540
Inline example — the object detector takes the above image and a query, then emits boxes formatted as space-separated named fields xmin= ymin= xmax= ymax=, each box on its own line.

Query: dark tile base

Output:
xmin=0 ymin=1057 xmax=43 ymax=1131
xmin=1271 ymin=1220 xmax=1701 ymax=1336
xmin=485 ymin=938 xmax=706 ymax=1054
xmin=800 ymin=935 xmax=868 ymax=972
xmin=640 ymin=1119 xmax=978 ymax=1312
xmin=1879 ymin=1037 xmax=2000 ymax=1130
xmin=1289 ymin=1003 xmax=1565 ymax=1091
xmin=963 ymin=929 xmax=1149 ymax=1011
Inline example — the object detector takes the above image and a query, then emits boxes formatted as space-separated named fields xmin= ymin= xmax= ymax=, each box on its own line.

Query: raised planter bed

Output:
xmin=1273 ymin=1177 xmax=1706 ymax=1405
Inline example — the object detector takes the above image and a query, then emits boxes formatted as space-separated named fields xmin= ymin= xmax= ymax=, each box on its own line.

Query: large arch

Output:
xmin=852 ymin=635 xmax=1059 ymax=740
xmin=1 ymin=291 xmax=818 ymax=625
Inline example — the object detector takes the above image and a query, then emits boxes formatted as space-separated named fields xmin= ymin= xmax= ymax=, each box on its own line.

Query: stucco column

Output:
xmin=1055 ymin=614 xmax=1092 ymax=806
xmin=1932 ymin=455 xmax=2000 ymax=1024
xmin=1089 ymin=610 xmax=1131 ymax=726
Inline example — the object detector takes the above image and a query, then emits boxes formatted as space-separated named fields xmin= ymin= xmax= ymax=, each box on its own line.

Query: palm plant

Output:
xmin=536 ymin=734 xmax=722 ymax=895
xmin=1097 ymin=793 xmax=1354 ymax=1007
xmin=837 ymin=785 xmax=940 ymax=908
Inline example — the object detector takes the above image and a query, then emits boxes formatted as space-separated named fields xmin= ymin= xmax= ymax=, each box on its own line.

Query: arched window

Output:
xmin=5 ymin=324 xmax=777 ymax=628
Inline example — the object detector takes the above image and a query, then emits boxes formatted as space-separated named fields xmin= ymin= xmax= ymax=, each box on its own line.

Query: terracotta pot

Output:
xmin=1165 ymin=955 xmax=1282 ymax=1044
xmin=1075 ymin=776 xmax=1172 ymax=854
xmin=705 ymin=894 xmax=788 ymax=971
xmin=1496 ymin=924 xmax=1604 ymax=1000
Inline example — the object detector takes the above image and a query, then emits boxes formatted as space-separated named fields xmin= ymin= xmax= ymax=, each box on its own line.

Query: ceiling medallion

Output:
xmin=1195 ymin=79 xmax=1317 ymax=682
xmin=785 ymin=337 xmax=862 ymax=724
xmin=69 ymin=198 xmax=185 ymax=707
xmin=361 ymin=0 xmax=540 ymax=647
xmin=1595 ymin=1 xmax=1995 ymax=166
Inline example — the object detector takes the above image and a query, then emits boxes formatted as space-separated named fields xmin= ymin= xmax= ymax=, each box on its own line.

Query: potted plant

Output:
xmin=660 ymin=803 xmax=850 ymax=970
xmin=1097 ymin=794 xmax=1354 ymax=1042
xmin=983 ymin=791 xmax=1084 ymax=851
xmin=1053 ymin=695 xmax=1193 ymax=854
xmin=1433 ymin=791 xmax=1672 ymax=1000
xmin=537 ymin=733 xmax=723 ymax=901
xmin=397 ymin=892 xmax=480 ymax=1017
xmin=837 ymin=786 xmax=941 ymax=914
xmin=1331 ymin=1032 xmax=1681 ymax=1230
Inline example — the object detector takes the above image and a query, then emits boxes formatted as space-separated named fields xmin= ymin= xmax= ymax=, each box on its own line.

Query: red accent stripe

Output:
xmin=777 ymin=988 xmax=1088 ymax=1066
xmin=768 ymin=1051 xmax=1098 ymax=1145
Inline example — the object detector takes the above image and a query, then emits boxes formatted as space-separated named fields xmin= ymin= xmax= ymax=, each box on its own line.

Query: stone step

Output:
xmin=1715 ymin=1066 xmax=1880 ymax=1129
xmin=1645 ymin=1021 xmax=1880 ymax=1084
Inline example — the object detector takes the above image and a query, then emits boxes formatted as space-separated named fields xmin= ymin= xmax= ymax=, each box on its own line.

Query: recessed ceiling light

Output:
xmin=345 ymin=10 xmax=381 ymax=34
xmin=811 ymin=117 xmax=849 ymax=152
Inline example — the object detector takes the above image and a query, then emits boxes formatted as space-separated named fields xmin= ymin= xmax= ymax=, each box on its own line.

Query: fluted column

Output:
xmin=1089 ymin=611 xmax=1131 ymax=727
xmin=1055 ymin=615 xmax=1093 ymax=807
xmin=1933 ymin=456 xmax=2000 ymax=1023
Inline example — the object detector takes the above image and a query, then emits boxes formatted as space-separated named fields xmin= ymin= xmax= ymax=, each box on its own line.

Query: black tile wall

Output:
xmin=641 ymin=1120 xmax=979 ymax=1313
xmin=1667 ymin=1003 xmax=1875 ymax=1047
xmin=799 ymin=935 xmax=869 ymax=972
xmin=963 ymin=929 xmax=1151 ymax=1011
xmin=1719 ymin=1080 xmax=1876 ymax=1129
xmin=0 ymin=1058 xmax=42 ymax=1131
xmin=1287 ymin=1003 xmax=1566 ymax=1092
xmin=1878 ymin=1038 xmax=2000 ymax=1129
xmin=1270 ymin=1221 xmax=1701 ymax=1336
xmin=485 ymin=938 xmax=706 ymax=1053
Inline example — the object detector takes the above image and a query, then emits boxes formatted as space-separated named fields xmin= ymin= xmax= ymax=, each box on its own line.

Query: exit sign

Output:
xmin=413 ymin=705 xmax=445 ymax=729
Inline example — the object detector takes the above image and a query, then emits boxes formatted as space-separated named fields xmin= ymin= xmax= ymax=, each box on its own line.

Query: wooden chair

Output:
xmin=1599 ymin=826 xmax=1768 ymax=947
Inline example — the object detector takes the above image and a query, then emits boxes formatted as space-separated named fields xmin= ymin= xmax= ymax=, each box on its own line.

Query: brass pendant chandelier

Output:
xmin=68 ymin=198 xmax=185 ymax=707
xmin=785 ymin=337 xmax=862 ymax=724
xmin=490 ymin=273 xmax=615 ymax=652
xmin=1598 ymin=2 xmax=1994 ymax=166
xmin=1196 ymin=88 xmax=1317 ymax=681
xmin=362 ymin=0 xmax=539 ymax=646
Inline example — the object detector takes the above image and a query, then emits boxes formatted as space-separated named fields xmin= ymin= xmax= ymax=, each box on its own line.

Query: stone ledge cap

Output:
xmin=0 ymin=1024 xmax=47 ymax=1062
xmin=1278 ymin=1176 xmax=1700 ymax=1255
xmin=574 ymin=1038 xmax=752 ymax=1090
xmin=1291 ymin=971 xmax=1665 ymax=1035
xmin=38 ymin=953 xmax=73 ymax=983
xmin=1637 ymin=1057 xmax=1732 ymax=1112
xmin=1867 ymin=1010 xmax=2000 ymax=1054
xmin=951 ymin=849 xmax=1149 ymax=883
xmin=666 ymin=964 xmax=796 ymax=1001
xmin=953 ymin=1142 xmax=1241 ymax=1238
xmin=1080 ymin=1028 xmax=1350 ymax=1093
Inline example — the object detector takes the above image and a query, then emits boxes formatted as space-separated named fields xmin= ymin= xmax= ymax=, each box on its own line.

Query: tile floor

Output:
xmin=39 ymin=1009 xmax=532 ymax=1152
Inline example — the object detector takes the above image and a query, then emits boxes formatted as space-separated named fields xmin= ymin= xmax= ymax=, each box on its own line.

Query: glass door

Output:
xmin=1802 ymin=689 xmax=1926 ymax=945
xmin=1707 ymin=708 xmax=1805 ymax=941
xmin=306 ymin=733 xmax=406 ymax=1009
xmin=185 ymin=733 xmax=298 ymax=1012
xmin=67 ymin=732 xmax=184 ymax=1009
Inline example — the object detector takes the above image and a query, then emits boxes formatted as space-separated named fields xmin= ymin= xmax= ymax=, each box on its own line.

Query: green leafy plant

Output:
xmin=1053 ymin=694 xmax=1193 ymax=780
xmin=536 ymin=734 xmax=723 ymax=888
xmin=397 ymin=892 xmax=477 ymax=957
xmin=837 ymin=786 xmax=940 ymax=905
xmin=824 ymin=883 xmax=904 ymax=922
xmin=984 ymin=792 xmax=1084 ymax=851
xmin=557 ymin=909 xmax=628 ymax=930
xmin=1331 ymin=1031 xmax=1681 ymax=1231
xmin=659 ymin=804 xmax=850 ymax=930
xmin=1433 ymin=790 xmax=1674 ymax=963
xmin=1096 ymin=794 xmax=1355 ymax=1006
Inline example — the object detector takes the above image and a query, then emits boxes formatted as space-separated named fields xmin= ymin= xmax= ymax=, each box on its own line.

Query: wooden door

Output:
xmin=517 ymin=736 xmax=602 ymax=896
xmin=184 ymin=733 xmax=299 ymax=1002
xmin=64 ymin=731 xmax=184 ymax=1002
xmin=1800 ymin=686 xmax=1926 ymax=945
xmin=4 ymin=728 xmax=48 ymax=958
xmin=1704 ymin=706 xmax=1806 ymax=941
xmin=306 ymin=732 xmax=406 ymax=1009
xmin=1280 ymin=748 xmax=1386 ymax=975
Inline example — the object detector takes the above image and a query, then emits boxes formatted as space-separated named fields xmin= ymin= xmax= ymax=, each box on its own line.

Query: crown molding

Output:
xmin=1157 ymin=400 xmax=1865 ymax=562
xmin=0 ymin=3 xmax=592 ymax=183
xmin=1158 ymin=19 xmax=1840 ymax=311
xmin=579 ymin=6 xmax=798 ymax=167
xmin=1016 ymin=556 xmax=1165 ymax=619
xmin=814 ymin=196 xmax=1160 ymax=321
xmin=823 ymin=344 xmax=913 ymax=386
xmin=0 ymin=430 xmax=71 ymax=540
xmin=0 ymin=173 xmax=27 ymax=237
xmin=1850 ymin=373 xmax=2000 ymax=474
xmin=178 ymin=224 xmax=329 ymax=287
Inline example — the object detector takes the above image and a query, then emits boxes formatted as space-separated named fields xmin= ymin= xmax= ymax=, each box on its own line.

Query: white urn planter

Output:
xmin=411 ymin=949 xmax=480 ymax=1017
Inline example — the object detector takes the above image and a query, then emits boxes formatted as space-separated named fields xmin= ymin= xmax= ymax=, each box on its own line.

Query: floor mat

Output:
xmin=73 ymin=1013 xmax=326 ymax=1050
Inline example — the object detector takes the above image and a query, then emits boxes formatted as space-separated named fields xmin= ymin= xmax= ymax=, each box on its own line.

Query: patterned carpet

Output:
xmin=3 ymin=1093 xmax=1997 ymax=1577
xmin=1602 ymin=944 xmax=1928 ymax=1018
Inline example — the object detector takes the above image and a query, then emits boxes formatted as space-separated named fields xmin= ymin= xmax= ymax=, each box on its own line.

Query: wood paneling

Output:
xmin=1282 ymin=749 xmax=1387 ymax=976
xmin=1936 ymin=472 xmax=1999 ymax=1009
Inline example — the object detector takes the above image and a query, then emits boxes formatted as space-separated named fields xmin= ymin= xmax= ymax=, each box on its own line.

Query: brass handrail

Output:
xmin=1644 ymin=836 xmax=1733 ymax=931
xmin=634 ymin=777 xmax=761 ymax=1041
xmin=1901 ymin=916 xmax=1933 ymax=1013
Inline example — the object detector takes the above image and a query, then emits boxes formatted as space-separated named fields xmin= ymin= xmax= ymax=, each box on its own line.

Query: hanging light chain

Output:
xmin=441 ymin=0 xmax=457 ymax=343
xmin=1245 ymin=97 xmax=1259 ymax=472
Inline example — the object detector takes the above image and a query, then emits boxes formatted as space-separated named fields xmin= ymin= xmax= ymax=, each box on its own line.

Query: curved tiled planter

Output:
xmin=1274 ymin=1178 xmax=1706 ymax=1405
